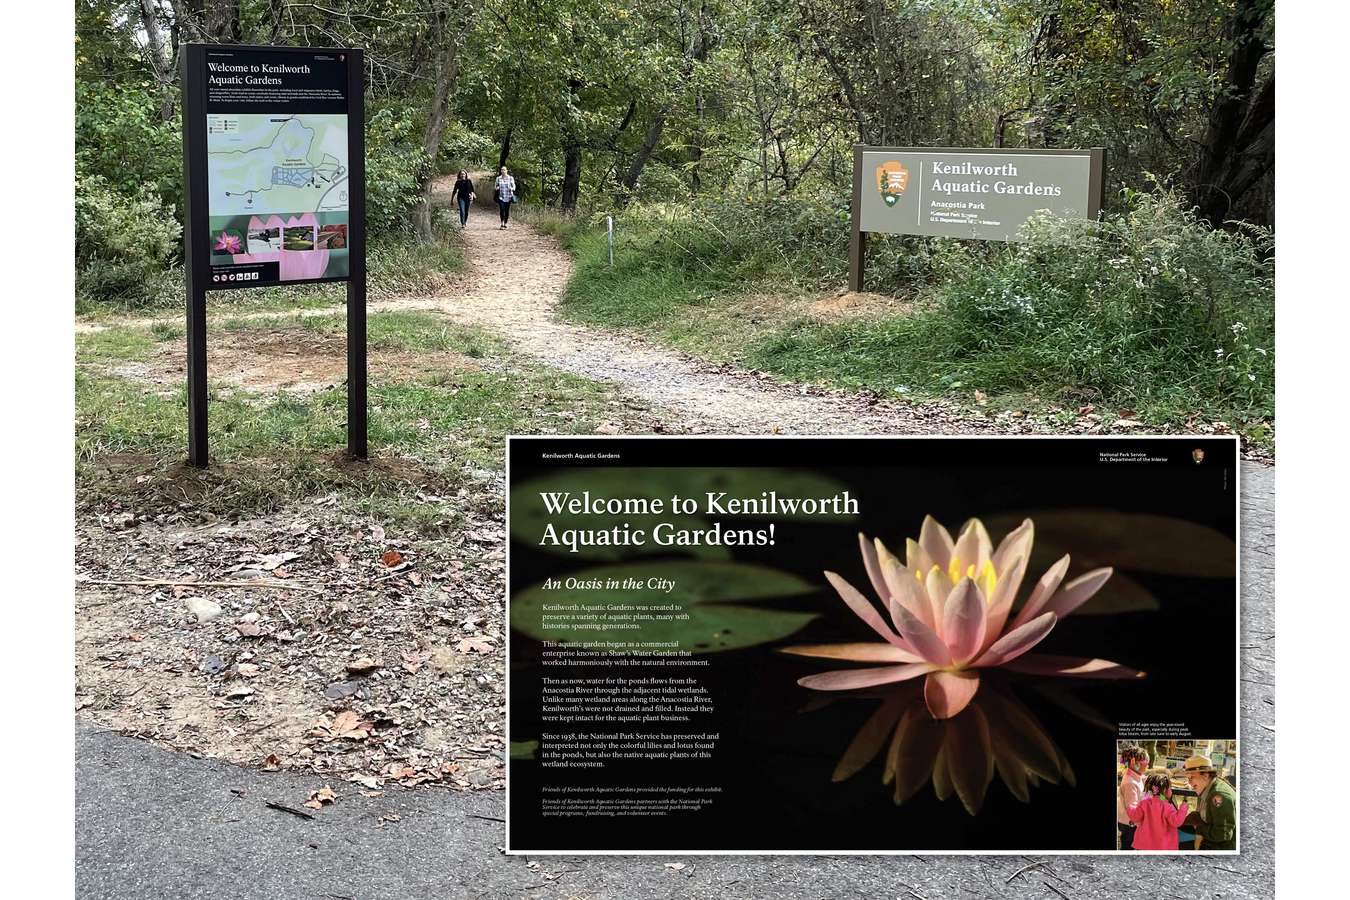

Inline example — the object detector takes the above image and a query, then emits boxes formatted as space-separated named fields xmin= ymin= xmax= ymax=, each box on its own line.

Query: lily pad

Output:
xmin=511 ymin=560 xmax=818 ymax=653
xmin=509 ymin=740 xmax=539 ymax=760
xmin=983 ymin=510 xmax=1235 ymax=578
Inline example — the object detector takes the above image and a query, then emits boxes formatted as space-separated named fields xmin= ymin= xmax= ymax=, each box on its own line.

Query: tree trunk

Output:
xmin=497 ymin=125 xmax=514 ymax=170
xmin=1190 ymin=0 xmax=1274 ymax=226
xmin=617 ymin=111 xmax=667 ymax=202
xmin=687 ymin=0 xmax=712 ymax=194
xmin=559 ymin=72 xmax=584 ymax=214
xmin=560 ymin=143 xmax=582 ymax=213
xmin=137 ymin=0 xmax=176 ymax=120
xmin=189 ymin=0 xmax=241 ymax=42
xmin=414 ymin=12 xmax=460 ymax=244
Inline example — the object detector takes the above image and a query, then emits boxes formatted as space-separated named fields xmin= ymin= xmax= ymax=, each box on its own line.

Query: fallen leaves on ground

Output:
xmin=304 ymin=785 xmax=337 ymax=809
xmin=311 ymin=710 xmax=373 ymax=741
xmin=75 ymin=499 xmax=509 ymax=793
xmin=456 ymin=637 xmax=495 ymax=654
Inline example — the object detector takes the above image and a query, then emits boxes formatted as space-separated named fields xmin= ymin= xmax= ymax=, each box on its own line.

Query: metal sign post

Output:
xmin=180 ymin=44 xmax=366 ymax=467
xmin=849 ymin=143 xmax=1105 ymax=292
xmin=345 ymin=54 xmax=368 ymax=459
xmin=606 ymin=215 xmax=614 ymax=267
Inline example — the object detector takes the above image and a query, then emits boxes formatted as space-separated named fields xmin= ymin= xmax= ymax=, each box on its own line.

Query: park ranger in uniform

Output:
xmin=1180 ymin=755 xmax=1237 ymax=850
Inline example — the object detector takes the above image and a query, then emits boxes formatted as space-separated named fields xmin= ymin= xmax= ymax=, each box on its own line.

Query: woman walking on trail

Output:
xmin=450 ymin=170 xmax=475 ymax=229
xmin=494 ymin=165 xmax=516 ymax=229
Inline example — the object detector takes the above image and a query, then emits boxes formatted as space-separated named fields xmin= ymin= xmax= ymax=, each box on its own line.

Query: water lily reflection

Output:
xmin=822 ymin=678 xmax=1097 ymax=815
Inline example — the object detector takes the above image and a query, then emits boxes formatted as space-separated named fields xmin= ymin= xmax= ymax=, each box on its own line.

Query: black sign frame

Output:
xmin=181 ymin=43 xmax=367 ymax=467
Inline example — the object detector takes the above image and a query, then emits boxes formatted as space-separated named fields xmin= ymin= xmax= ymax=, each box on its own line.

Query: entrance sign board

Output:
xmin=182 ymin=44 xmax=366 ymax=466
xmin=849 ymin=145 xmax=1104 ymax=290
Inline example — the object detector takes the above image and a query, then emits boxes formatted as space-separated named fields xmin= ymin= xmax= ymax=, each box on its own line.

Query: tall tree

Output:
xmin=1190 ymin=0 xmax=1274 ymax=226
xmin=413 ymin=4 xmax=464 ymax=244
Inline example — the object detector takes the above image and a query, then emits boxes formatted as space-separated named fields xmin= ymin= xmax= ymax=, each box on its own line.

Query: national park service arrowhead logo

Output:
xmin=876 ymin=160 xmax=909 ymax=207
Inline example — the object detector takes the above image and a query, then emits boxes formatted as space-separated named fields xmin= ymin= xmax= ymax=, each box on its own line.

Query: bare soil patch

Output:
xmin=810 ymin=289 xmax=918 ymax=319
xmin=113 ymin=326 xmax=484 ymax=396
xmin=76 ymin=495 xmax=509 ymax=791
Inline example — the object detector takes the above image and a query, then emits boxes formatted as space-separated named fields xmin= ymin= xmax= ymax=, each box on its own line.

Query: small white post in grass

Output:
xmin=606 ymin=215 xmax=614 ymax=267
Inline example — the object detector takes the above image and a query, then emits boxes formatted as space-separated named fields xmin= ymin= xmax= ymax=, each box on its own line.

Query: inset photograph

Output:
xmin=210 ymin=227 xmax=243 ymax=256
xmin=1117 ymin=740 xmax=1237 ymax=851
xmin=282 ymin=224 xmax=315 ymax=250
xmin=246 ymin=225 xmax=281 ymax=253
xmin=317 ymin=223 xmax=347 ymax=249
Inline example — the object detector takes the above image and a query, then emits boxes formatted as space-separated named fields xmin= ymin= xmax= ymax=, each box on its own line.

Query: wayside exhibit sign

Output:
xmin=181 ymin=44 xmax=367 ymax=466
xmin=848 ymin=145 xmax=1104 ymax=290
xmin=193 ymin=45 xmax=354 ymax=287
xmin=505 ymin=436 xmax=1240 ymax=854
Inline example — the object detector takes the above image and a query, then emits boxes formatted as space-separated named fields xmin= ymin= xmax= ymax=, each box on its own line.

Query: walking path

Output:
xmin=81 ymin=182 xmax=1195 ymax=444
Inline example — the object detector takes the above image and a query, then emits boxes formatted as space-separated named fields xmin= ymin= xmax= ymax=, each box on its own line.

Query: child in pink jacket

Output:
xmin=1127 ymin=773 xmax=1190 ymax=850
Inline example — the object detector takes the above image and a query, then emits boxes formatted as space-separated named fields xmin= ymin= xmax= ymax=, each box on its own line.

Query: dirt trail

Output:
xmin=410 ymin=176 xmax=1016 ymax=436
xmin=73 ymin=179 xmax=1235 ymax=443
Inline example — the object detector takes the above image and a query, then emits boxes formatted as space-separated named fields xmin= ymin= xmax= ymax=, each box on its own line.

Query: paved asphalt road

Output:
xmin=76 ymin=463 xmax=1274 ymax=900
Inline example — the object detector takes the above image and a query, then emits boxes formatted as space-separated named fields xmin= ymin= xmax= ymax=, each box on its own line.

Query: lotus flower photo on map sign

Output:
xmin=213 ymin=229 xmax=242 ymax=254
xmin=785 ymin=516 xmax=1143 ymax=719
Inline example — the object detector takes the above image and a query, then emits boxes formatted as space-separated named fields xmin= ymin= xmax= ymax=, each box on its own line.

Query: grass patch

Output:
xmin=74 ymin=328 xmax=161 ymax=365
xmin=553 ymin=191 xmax=1275 ymax=446
xmin=75 ymin=316 xmax=619 ymax=522
xmin=215 ymin=309 xmax=505 ymax=358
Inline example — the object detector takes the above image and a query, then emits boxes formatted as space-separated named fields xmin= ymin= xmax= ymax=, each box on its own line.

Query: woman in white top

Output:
xmin=494 ymin=166 xmax=516 ymax=229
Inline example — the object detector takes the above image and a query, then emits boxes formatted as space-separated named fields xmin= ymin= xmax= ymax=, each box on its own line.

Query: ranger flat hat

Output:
xmin=1180 ymin=755 xmax=1218 ymax=774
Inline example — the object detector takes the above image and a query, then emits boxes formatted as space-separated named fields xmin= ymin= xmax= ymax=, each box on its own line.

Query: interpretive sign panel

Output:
xmin=181 ymin=44 xmax=366 ymax=466
xmin=190 ymin=45 xmax=353 ymax=287
xmin=505 ymin=436 xmax=1240 ymax=854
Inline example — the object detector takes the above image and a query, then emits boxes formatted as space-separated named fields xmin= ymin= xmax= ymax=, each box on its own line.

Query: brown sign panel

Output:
xmin=856 ymin=147 xmax=1104 ymax=242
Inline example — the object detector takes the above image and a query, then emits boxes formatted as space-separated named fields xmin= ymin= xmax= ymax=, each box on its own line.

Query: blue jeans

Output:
xmin=498 ymin=198 xmax=512 ymax=224
xmin=457 ymin=197 xmax=470 ymax=226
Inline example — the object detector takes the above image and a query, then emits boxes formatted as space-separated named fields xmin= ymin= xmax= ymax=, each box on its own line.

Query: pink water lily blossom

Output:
xmin=214 ymin=230 xmax=242 ymax=254
xmin=786 ymin=516 xmax=1143 ymax=719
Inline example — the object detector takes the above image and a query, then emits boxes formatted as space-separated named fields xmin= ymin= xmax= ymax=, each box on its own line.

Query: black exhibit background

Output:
xmin=507 ymin=438 xmax=1238 ymax=852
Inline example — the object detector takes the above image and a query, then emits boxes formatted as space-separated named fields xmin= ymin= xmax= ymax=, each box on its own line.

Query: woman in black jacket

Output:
xmin=450 ymin=171 xmax=476 ymax=228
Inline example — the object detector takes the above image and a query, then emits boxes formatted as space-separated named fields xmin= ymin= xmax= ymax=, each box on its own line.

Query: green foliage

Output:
xmin=749 ymin=189 xmax=1274 ymax=424
xmin=434 ymin=122 xmax=496 ymax=172
xmin=555 ymin=186 xmax=1273 ymax=431
xmin=75 ymin=174 xmax=183 ymax=308
xmin=558 ymin=194 xmax=852 ymax=326
xmin=366 ymin=107 xmax=433 ymax=235
xmin=75 ymin=80 xmax=181 ymax=213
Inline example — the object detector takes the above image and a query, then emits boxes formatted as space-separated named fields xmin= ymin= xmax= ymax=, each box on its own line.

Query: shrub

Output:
xmin=750 ymin=188 xmax=1274 ymax=423
xmin=75 ymin=175 xmax=182 ymax=308
xmin=75 ymin=81 xmax=182 ymax=215
xmin=366 ymin=107 xmax=432 ymax=236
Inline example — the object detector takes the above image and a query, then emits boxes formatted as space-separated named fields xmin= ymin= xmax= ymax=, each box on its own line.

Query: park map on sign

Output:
xmin=206 ymin=113 xmax=349 ymax=217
